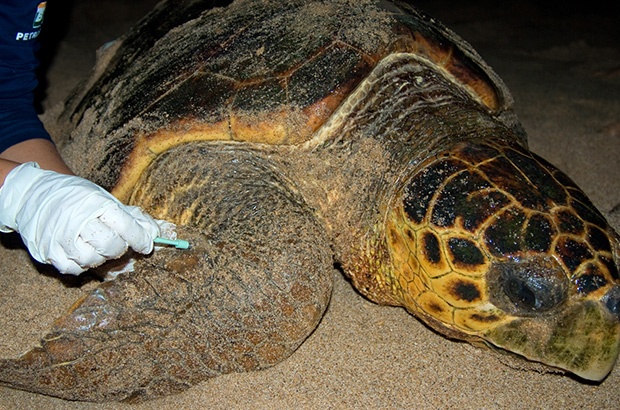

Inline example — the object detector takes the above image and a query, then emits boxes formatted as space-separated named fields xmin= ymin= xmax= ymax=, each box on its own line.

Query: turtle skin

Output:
xmin=1 ymin=0 xmax=619 ymax=402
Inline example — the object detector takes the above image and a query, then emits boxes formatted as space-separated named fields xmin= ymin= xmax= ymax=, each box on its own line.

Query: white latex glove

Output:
xmin=0 ymin=162 xmax=160 ymax=275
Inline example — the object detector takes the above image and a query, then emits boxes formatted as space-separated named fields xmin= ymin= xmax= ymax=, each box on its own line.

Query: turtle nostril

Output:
xmin=602 ymin=286 xmax=620 ymax=320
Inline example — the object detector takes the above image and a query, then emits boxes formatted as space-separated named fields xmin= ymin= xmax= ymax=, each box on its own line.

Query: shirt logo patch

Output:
xmin=33 ymin=2 xmax=47 ymax=29
xmin=15 ymin=2 xmax=47 ymax=41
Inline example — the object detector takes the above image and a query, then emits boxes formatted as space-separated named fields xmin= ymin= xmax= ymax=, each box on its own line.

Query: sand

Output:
xmin=0 ymin=0 xmax=619 ymax=408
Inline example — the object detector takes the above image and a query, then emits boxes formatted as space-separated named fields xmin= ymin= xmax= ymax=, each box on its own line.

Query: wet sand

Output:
xmin=0 ymin=1 xmax=619 ymax=408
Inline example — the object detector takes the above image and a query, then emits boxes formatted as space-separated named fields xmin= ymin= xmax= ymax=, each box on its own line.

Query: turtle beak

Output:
xmin=484 ymin=297 xmax=620 ymax=381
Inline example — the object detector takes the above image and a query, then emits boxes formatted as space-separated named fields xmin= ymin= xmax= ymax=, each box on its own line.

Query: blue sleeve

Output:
xmin=0 ymin=1 xmax=53 ymax=154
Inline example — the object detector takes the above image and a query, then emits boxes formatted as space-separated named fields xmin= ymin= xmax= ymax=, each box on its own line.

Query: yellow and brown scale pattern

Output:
xmin=384 ymin=139 xmax=618 ymax=336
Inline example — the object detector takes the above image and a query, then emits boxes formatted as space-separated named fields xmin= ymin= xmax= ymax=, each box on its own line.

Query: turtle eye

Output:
xmin=602 ymin=286 xmax=620 ymax=320
xmin=488 ymin=256 xmax=569 ymax=315
xmin=503 ymin=275 xmax=536 ymax=309
xmin=501 ymin=269 xmax=563 ymax=311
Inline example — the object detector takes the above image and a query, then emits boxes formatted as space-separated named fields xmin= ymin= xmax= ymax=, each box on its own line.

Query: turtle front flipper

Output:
xmin=0 ymin=144 xmax=333 ymax=402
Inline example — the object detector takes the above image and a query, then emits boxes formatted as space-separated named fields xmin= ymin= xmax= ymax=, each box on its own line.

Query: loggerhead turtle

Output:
xmin=1 ymin=0 xmax=619 ymax=402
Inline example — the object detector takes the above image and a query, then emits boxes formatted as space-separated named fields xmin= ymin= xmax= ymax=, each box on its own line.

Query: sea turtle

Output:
xmin=1 ymin=0 xmax=619 ymax=402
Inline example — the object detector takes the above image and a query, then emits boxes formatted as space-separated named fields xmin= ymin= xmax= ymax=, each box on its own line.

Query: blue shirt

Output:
xmin=0 ymin=0 xmax=52 ymax=153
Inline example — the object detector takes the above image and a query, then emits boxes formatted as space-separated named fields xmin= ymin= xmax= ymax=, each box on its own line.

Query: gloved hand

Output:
xmin=0 ymin=162 xmax=160 ymax=275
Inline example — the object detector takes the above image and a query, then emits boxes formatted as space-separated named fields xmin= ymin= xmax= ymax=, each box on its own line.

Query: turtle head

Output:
xmin=384 ymin=139 xmax=620 ymax=381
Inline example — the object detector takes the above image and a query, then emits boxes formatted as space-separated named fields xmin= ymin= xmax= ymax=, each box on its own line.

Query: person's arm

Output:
xmin=0 ymin=159 xmax=162 ymax=274
xmin=0 ymin=138 xmax=73 ymax=184
xmin=0 ymin=2 xmax=163 ymax=275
